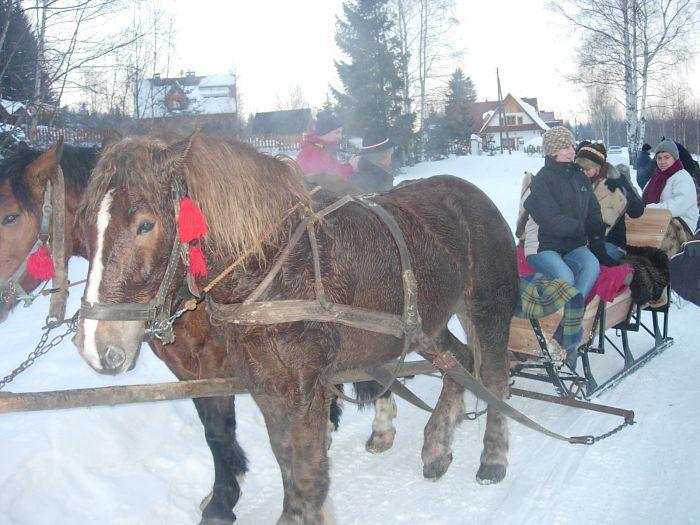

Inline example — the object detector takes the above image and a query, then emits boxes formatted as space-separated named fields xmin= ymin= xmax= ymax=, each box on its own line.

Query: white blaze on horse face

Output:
xmin=82 ymin=189 xmax=114 ymax=369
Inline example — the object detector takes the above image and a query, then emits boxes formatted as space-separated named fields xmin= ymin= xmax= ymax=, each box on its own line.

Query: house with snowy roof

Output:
xmin=135 ymin=71 xmax=238 ymax=134
xmin=0 ymin=99 xmax=28 ymax=125
xmin=471 ymin=94 xmax=553 ymax=151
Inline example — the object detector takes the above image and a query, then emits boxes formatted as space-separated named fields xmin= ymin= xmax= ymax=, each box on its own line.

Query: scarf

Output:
xmin=642 ymin=159 xmax=684 ymax=205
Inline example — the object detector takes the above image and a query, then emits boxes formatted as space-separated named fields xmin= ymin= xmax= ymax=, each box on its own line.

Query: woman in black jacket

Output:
xmin=523 ymin=127 xmax=618 ymax=300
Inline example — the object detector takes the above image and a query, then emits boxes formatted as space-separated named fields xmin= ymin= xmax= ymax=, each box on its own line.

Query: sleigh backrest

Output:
xmin=625 ymin=208 xmax=672 ymax=249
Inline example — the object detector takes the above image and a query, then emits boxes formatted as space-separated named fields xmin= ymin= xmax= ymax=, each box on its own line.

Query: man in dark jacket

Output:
xmin=524 ymin=127 xmax=618 ymax=302
xmin=635 ymin=143 xmax=654 ymax=189
xmin=669 ymin=229 xmax=700 ymax=306
xmin=352 ymin=131 xmax=394 ymax=193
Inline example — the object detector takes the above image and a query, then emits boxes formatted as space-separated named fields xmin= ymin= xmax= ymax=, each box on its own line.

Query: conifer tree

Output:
xmin=443 ymin=67 xmax=477 ymax=146
xmin=0 ymin=2 xmax=44 ymax=102
xmin=333 ymin=0 xmax=415 ymax=163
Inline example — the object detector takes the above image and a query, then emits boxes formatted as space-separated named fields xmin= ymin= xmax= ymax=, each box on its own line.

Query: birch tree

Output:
xmin=551 ymin=0 xmax=698 ymax=162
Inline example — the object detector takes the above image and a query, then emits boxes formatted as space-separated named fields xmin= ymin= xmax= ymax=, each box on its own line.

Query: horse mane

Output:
xmin=83 ymin=135 xmax=311 ymax=261
xmin=0 ymin=144 xmax=97 ymax=212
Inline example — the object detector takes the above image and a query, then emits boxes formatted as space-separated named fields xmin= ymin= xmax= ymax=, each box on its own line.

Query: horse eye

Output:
xmin=2 ymin=213 xmax=19 ymax=226
xmin=136 ymin=220 xmax=155 ymax=235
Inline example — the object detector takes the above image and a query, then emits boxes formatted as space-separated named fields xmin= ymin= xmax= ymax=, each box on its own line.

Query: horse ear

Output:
xmin=101 ymin=128 xmax=122 ymax=148
xmin=160 ymin=129 xmax=201 ymax=176
xmin=27 ymin=138 xmax=64 ymax=188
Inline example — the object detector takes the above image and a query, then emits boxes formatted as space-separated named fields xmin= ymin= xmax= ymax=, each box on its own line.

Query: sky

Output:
xmin=163 ymin=0 xmax=698 ymax=122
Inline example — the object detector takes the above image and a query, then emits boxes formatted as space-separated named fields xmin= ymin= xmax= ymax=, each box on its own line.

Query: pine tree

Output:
xmin=0 ymin=3 xmax=44 ymax=102
xmin=333 ymin=0 xmax=415 ymax=164
xmin=443 ymin=68 xmax=477 ymax=146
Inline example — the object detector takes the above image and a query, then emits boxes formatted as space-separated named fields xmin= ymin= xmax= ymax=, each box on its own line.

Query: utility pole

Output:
xmin=496 ymin=68 xmax=511 ymax=154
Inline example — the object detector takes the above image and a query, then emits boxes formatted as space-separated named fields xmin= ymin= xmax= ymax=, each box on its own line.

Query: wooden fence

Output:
xmin=22 ymin=126 xmax=103 ymax=146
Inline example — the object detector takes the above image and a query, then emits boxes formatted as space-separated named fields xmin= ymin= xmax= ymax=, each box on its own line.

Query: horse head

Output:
xmin=74 ymin=134 xmax=199 ymax=374
xmin=0 ymin=141 xmax=63 ymax=322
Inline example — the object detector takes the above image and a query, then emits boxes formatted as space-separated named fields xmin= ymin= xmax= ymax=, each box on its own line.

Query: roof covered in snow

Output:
xmin=135 ymin=73 xmax=237 ymax=119
xmin=1 ymin=99 xmax=25 ymax=114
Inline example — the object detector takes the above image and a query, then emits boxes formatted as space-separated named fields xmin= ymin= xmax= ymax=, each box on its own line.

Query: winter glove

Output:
xmin=590 ymin=241 xmax=620 ymax=267
xmin=604 ymin=177 xmax=623 ymax=192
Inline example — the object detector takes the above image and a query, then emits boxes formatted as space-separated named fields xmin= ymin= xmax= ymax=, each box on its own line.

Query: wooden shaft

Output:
xmin=0 ymin=360 xmax=438 ymax=415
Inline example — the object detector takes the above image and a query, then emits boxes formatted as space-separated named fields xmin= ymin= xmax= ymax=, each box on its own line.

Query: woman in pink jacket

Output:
xmin=296 ymin=110 xmax=357 ymax=178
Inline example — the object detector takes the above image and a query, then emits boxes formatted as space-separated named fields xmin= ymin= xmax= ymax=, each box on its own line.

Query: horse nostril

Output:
xmin=103 ymin=346 xmax=126 ymax=369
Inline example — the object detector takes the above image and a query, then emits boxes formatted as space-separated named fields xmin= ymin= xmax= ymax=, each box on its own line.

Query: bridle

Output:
xmin=0 ymin=181 xmax=53 ymax=306
xmin=1 ymin=165 xmax=69 ymax=327
xmin=79 ymin=177 xmax=201 ymax=343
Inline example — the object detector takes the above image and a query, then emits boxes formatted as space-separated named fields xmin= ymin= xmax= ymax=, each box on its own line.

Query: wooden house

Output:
xmin=135 ymin=71 xmax=238 ymax=134
xmin=471 ymin=94 xmax=556 ymax=151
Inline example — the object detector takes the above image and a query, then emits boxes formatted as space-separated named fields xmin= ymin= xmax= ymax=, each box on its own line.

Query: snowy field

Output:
xmin=1 ymin=151 xmax=698 ymax=525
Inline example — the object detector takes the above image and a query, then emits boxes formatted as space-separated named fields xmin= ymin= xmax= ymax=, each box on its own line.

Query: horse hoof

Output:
xmin=365 ymin=429 xmax=396 ymax=453
xmin=476 ymin=463 xmax=507 ymax=485
xmin=422 ymin=452 xmax=453 ymax=480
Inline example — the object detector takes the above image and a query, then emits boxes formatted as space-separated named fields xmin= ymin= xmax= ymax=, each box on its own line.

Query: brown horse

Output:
xmin=0 ymin=142 xmax=249 ymax=525
xmin=73 ymin=135 xmax=518 ymax=524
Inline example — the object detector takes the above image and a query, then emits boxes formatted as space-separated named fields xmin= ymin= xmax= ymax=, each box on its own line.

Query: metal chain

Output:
xmin=0 ymin=311 xmax=79 ymax=392
xmin=587 ymin=418 xmax=635 ymax=444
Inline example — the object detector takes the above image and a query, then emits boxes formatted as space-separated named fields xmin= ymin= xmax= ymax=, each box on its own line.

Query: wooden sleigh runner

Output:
xmin=509 ymin=208 xmax=674 ymax=399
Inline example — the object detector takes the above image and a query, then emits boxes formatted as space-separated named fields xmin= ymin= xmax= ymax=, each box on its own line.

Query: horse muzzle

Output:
xmin=74 ymin=317 xmax=144 ymax=375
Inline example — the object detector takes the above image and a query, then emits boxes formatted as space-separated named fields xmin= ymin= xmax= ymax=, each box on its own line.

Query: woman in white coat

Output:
xmin=642 ymin=139 xmax=699 ymax=254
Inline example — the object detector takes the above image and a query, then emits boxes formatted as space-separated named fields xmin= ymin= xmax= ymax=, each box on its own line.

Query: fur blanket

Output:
xmin=620 ymin=245 xmax=669 ymax=305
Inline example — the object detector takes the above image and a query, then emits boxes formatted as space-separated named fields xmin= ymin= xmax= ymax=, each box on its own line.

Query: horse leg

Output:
xmin=353 ymin=380 xmax=398 ymax=453
xmin=252 ymin=393 xmax=301 ymax=524
xmin=458 ymin=309 xmax=510 ymax=485
xmin=193 ymin=396 xmax=248 ymax=525
xmin=421 ymin=329 xmax=473 ymax=480
xmin=287 ymin=385 xmax=334 ymax=525
xmin=366 ymin=391 xmax=397 ymax=453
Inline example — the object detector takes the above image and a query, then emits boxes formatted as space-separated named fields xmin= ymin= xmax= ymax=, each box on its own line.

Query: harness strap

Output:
xmin=47 ymin=167 xmax=68 ymax=326
xmin=424 ymin=349 xmax=606 ymax=444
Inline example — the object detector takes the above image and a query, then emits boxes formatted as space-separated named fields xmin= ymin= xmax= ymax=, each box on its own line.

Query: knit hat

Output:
xmin=642 ymin=143 xmax=652 ymax=152
xmin=654 ymin=138 xmax=679 ymax=160
xmin=543 ymin=126 xmax=575 ymax=157
xmin=576 ymin=142 xmax=607 ymax=168
xmin=361 ymin=130 xmax=394 ymax=154
xmin=315 ymin=109 xmax=342 ymax=137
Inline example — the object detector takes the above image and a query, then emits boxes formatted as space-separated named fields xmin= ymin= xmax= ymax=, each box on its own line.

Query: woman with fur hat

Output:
xmin=296 ymin=109 xmax=358 ymax=178
xmin=575 ymin=141 xmax=644 ymax=259
xmin=643 ymin=138 xmax=699 ymax=253
xmin=523 ymin=126 xmax=617 ymax=302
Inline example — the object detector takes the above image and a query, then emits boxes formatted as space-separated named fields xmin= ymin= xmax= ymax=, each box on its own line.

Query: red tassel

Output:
xmin=187 ymin=245 xmax=208 ymax=278
xmin=178 ymin=197 xmax=208 ymax=243
xmin=26 ymin=245 xmax=55 ymax=281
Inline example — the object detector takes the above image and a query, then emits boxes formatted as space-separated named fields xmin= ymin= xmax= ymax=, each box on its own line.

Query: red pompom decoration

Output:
xmin=178 ymin=197 xmax=208 ymax=243
xmin=26 ymin=245 xmax=55 ymax=281
xmin=187 ymin=244 xmax=208 ymax=278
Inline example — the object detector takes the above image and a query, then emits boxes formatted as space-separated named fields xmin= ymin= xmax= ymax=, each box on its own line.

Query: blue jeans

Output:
xmin=527 ymin=246 xmax=601 ymax=299
xmin=604 ymin=241 xmax=625 ymax=261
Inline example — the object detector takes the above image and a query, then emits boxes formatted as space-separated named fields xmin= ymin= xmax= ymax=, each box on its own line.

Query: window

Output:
xmin=517 ymin=116 xmax=523 ymax=125
xmin=506 ymin=115 xmax=516 ymax=126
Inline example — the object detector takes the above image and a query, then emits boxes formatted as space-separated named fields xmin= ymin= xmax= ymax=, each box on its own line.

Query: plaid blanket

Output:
xmin=515 ymin=274 xmax=585 ymax=350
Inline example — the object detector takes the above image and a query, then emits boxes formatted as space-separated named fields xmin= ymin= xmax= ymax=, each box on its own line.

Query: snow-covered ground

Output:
xmin=1 ymin=152 xmax=698 ymax=525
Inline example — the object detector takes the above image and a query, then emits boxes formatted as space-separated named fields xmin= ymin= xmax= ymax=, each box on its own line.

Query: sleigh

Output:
xmin=509 ymin=208 xmax=674 ymax=399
